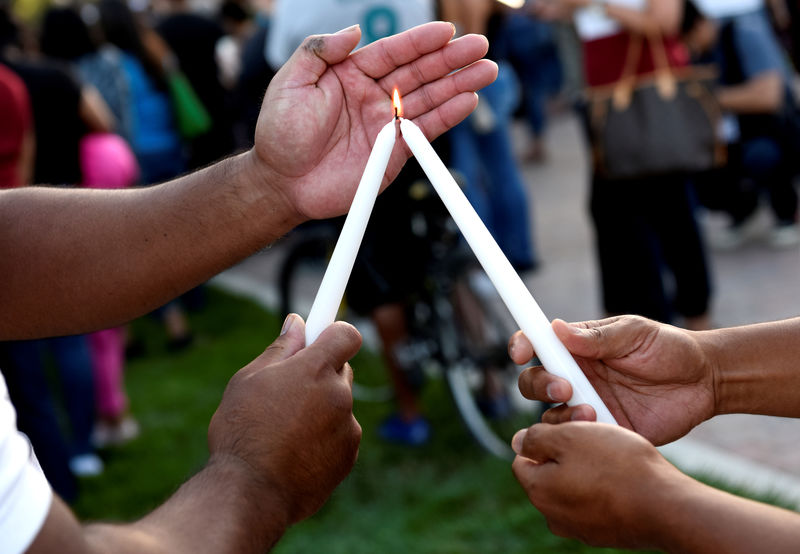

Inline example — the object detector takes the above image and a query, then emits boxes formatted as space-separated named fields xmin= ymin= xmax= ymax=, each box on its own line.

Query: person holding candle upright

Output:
xmin=508 ymin=315 xmax=800 ymax=551
xmin=0 ymin=22 xmax=497 ymax=553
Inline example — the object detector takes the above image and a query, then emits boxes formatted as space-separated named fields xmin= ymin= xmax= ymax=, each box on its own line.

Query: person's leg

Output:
xmin=590 ymin=175 xmax=673 ymax=323
xmin=653 ymin=175 xmax=713 ymax=330
xmin=1 ymin=340 xmax=78 ymax=501
xmin=372 ymin=303 xmax=421 ymax=421
xmin=50 ymin=335 xmax=97 ymax=459
xmin=449 ymin=119 xmax=490 ymax=222
xmin=475 ymin=63 xmax=538 ymax=270
xmin=88 ymin=328 xmax=128 ymax=422
xmin=475 ymin=122 xmax=538 ymax=270
xmin=741 ymin=136 xmax=800 ymax=246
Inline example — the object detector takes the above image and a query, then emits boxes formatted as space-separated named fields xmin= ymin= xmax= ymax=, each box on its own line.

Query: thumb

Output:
xmin=255 ymin=313 xmax=307 ymax=366
xmin=282 ymin=25 xmax=362 ymax=87
xmin=511 ymin=424 xmax=564 ymax=464
xmin=553 ymin=317 xmax=632 ymax=361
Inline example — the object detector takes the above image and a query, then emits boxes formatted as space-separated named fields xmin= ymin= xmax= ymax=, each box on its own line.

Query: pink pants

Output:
xmin=88 ymin=327 xmax=128 ymax=420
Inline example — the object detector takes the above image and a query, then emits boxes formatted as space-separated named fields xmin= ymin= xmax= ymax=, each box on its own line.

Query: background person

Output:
xmin=508 ymin=315 xmax=800 ymax=551
xmin=531 ymin=0 xmax=714 ymax=330
xmin=685 ymin=0 xmax=800 ymax=249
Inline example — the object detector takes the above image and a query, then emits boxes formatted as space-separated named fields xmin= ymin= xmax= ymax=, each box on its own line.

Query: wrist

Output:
xmin=645 ymin=471 xmax=712 ymax=553
xmin=239 ymin=149 xmax=305 ymax=240
xmin=205 ymin=453 xmax=292 ymax=549
xmin=693 ymin=329 xmax=726 ymax=418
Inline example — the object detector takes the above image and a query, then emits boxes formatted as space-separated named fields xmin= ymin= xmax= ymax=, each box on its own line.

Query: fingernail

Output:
xmin=280 ymin=314 xmax=296 ymax=336
xmin=336 ymin=24 xmax=360 ymax=34
xmin=512 ymin=429 xmax=526 ymax=454
xmin=545 ymin=383 xmax=558 ymax=401
xmin=570 ymin=407 xmax=594 ymax=421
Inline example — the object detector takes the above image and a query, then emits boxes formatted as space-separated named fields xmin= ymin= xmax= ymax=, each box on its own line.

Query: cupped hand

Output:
xmin=208 ymin=314 xmax=362 ymax=524
xmin=511 ymin=422 xmax=691 ymax=549
xmin=509 ymin=315 xmax=716 ymax=445
xmin=251 ymin=22 xmax=498 ymax=223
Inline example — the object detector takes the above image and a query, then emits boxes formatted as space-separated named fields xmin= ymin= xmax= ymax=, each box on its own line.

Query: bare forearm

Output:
xmin=716 ymin=72 xmax=783 ymax=114
xmin=658 ymin=476 xmax=800 ymax=553
xmin=699 ymin=318 xmax=800 ymax=417
xmin=0 ymin=151 xmax=296 ymax=339
xmin=32 ymin=456 xmax=289 ymax=554
xmin=92 ymin=456 xmax=288 ymax=553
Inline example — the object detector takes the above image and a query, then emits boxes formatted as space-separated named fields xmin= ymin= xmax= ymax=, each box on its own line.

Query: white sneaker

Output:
xmin=768 ymin=223 xmax=800 ymax=249
xmin=708 ymin=215 xmax=761 ymax=251
xmin=69 ymin=453 xmax=104 ymax=477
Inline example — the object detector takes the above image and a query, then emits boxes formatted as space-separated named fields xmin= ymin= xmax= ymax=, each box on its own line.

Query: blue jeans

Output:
xmin=497 ymin=14 xmax=563 ymax=137
xmin=2 ymin=335 xmax=96 ymax=501
xmin=449 ymin=62 xmax=537 ymax=269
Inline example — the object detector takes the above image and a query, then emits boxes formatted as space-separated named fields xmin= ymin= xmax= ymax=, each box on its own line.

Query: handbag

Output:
xmin=586 ymin=33 xmax=726 ymax=180
xmin=166 ymin=70 xmax=213 ymax=140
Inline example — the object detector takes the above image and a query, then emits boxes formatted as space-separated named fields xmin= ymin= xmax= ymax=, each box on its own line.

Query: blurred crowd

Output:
xmin=1 ymin=0 xmax=798 ymax=503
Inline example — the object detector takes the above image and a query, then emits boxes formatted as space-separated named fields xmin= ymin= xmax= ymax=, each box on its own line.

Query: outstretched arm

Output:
xmin=0 ymin=22 xmax=497 ymax=339
xmin=510 ymin=315 xmax=800 ymax=444
xmin=28 ymin=316 xmax=362 ymax=553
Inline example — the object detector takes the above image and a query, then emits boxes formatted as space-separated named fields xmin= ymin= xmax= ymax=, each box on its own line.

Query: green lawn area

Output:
xmin=72 ymin=287 xmax=645 ymax=553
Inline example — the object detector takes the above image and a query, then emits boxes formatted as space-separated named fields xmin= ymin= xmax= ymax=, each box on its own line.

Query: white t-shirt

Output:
xmin=694 ymin=0 xmax=764 ymax=19
xmin=0 ymin=372 xmax=53 ymax=554
xmin=266 ymin=0 xmax=436 ymax=69
xmin=574 ymin=0 xmax=646 ymax=40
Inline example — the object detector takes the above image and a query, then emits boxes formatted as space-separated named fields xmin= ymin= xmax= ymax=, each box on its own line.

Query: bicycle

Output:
xmin=278 ymin=176 xmax=545 ymax=460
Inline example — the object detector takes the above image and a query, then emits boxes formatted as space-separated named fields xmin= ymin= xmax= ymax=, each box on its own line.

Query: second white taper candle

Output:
xmin=399 ymin=117 xmax=616 ymax=424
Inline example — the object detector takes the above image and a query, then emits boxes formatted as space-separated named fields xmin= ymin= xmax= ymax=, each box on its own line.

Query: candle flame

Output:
xmin=392 ymin=88 xmax=403 ymax=119
xmin=496 ymin=0 xmax=525 ymax=7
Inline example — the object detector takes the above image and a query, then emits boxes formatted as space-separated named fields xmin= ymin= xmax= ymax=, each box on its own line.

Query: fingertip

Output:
xmin=545 ymin=379 xmax=571 ymax=403
xmin=508 ymin=330 xmax=534 ymax=364
xmin=570 ymin=404 xmax=597 ymax=422
xmin=551 ymin=318 xmax=574 ymax=336
xmin=281 ymin=313 xmax=304 ymax=336
xmin=512 ymin=429 xmax=527 ymax=455
xmin=335 ymin=23 xmax=360 ymax=35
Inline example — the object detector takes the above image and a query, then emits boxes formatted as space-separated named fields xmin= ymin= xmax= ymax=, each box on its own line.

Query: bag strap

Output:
xmin=648 ymin=31 xmax=678 ymax=99
xmin=613 ymin=31 xmax=677 ymax=109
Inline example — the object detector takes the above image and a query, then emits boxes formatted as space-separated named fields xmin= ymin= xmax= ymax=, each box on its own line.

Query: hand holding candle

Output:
xmin=398 ymin=113 xmax=617 ymax=425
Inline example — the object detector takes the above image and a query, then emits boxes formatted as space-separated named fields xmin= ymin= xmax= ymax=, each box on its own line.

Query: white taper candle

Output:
xmin=305 ymin=120 xmax=396 ymax=345
xmin=400 ymin=117 xmax=616 ymax=424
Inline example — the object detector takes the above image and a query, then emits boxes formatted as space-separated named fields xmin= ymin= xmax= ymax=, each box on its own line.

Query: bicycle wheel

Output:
xmin=442 ymin=267 xmax=546 ymax=460
xmin=277 ymin=226 xmax=394 ymax=403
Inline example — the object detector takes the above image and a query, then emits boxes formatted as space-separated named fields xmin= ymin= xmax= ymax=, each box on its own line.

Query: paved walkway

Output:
xmin=213 ymin=112 xmax=800 ymax=507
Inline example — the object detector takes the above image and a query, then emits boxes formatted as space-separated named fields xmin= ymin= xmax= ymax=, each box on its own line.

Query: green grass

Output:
xmin=72 ymin=287 xmax=641 ymax=553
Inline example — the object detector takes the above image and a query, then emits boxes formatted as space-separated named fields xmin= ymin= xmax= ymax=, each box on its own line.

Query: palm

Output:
xmin=251 ymin=23 xmax=497 ymax=222
xmin=576 ymin=325 xmax=715 ymax=445
xmin=256 ymin=59 xmax=400 ymax=219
